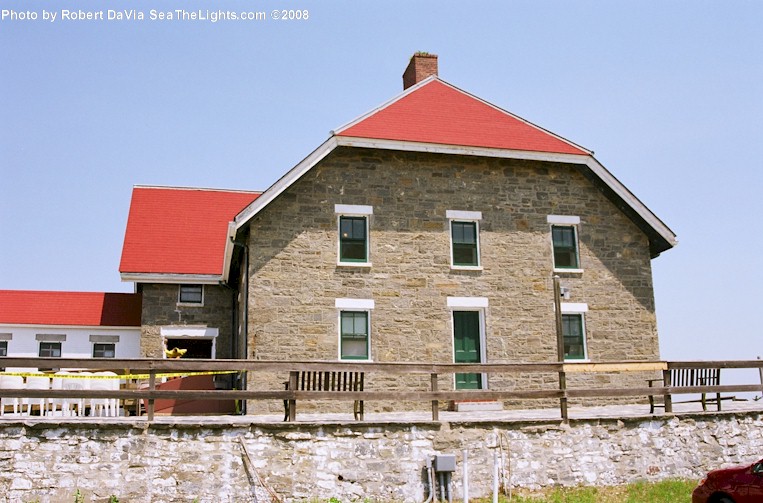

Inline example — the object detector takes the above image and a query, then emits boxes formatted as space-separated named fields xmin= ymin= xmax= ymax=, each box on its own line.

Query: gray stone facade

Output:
xmin=245 ymin=147 xmax=661 ymax=412
xmin=138 ymin=283 xmax=235 ymax=359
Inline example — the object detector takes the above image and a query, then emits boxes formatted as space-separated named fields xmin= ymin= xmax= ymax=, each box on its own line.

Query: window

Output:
xmin=452 ymin=222 xmax=478 ymax=266
xmin=447 ymin=210 xmax=482 ymax=269
xmin=548 ymin=215 xmax=581 ymax=271
xmin=179 ymin=284 xmax=203 ymax=304
xmin=340 ymin=311 xmax=369 ymax=360
xmin=562 ymin=313 xmax=587 ymax=360
xmin=93 ymin=343 xmax=116 ymax=358
xmin=339 ymin=216 xmax=368 ymax=262
xmin=0 ymin=341 xmax=6 ymax=357
xmin=39 ymin=342 xmax=61 ymax=358
xmin=336 ymin=298 xmax=374 ymax=360
xmin=335 ymin=204 xmax=373 ymax=265
xmin=552 ymin=226 xmax=579 ymax=269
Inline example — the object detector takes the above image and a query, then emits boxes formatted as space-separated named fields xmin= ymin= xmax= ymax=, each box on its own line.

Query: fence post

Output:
xmin=288 ymin=370 xmax=298 ymax=422
xmin=553 ymin=275 xmax=569 ymax=422
xmin=662 ymin=368 xmax=672 ymax=413
xmin=431 ymin=373 xmax=439 ymax=421
xmin=147 ymin=369 xmax=156 ymax=422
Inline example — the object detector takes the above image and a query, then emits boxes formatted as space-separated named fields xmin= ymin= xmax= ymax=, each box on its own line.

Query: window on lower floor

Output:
xmin=39 ymin=342 xmax=61 ymax=358
xmin=340 ymin=311 xmax=369 ymax=360
xmin=0 ymin=341 xmax=7 ymax=357
xmin=178 ymin=284 xmax=204 ymax=304
xmin=562 ymin=313 xmax=587 ymax=360
xmin=92 ymin=343 xmax=116 ymax=358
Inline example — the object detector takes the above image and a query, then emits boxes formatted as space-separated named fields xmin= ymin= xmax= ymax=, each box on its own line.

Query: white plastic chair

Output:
xmin=0 ymin=374 xmax=24 ymax=416
xmin=24 ymin=372 xmax=51 ymax=416
xmin=62 ymin=372 xmax=90 ymax=416
xmin=90 ymin=372 xmax=118 ymax=417
xmin=49 ymin=372 xmax=69 ymax=417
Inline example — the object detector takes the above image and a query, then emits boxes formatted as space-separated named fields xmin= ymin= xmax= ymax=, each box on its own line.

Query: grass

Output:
xmin=485 ymin=478 xmax=697 ymax=503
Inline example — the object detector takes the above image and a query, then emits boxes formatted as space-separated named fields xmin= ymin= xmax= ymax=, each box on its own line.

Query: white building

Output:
xmin=0 ymin=290 xmax=141 ymax=362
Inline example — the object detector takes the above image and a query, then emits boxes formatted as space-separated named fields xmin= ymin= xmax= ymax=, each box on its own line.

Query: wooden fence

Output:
xmin=1 ymin=357 xmax=763 ymax=421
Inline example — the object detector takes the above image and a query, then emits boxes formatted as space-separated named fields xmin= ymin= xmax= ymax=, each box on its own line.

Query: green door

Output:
xmin=453 ymin=311 xmax=482 ymax=389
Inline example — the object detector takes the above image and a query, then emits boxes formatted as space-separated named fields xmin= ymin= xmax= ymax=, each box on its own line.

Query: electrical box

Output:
xmin=434 ymin=454 xmax=456 ymax=472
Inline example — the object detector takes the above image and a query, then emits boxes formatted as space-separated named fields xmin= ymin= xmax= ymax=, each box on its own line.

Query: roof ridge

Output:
xmin=133 ymin=184 xmax=263 ymax=194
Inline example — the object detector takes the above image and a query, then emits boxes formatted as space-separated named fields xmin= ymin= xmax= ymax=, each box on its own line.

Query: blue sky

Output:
xmin=1 ymin=1 xmax=762 ymax=365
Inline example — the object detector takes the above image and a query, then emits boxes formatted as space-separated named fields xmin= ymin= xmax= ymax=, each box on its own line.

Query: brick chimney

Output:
xmin=403 ymin=52 xmax=438 ymax=90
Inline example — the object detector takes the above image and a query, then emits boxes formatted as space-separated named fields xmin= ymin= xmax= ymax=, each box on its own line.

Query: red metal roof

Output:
xmin=119 ymin=187 xmax=261 ymax=276
xmin=336 ymin=79 xmax=589 ymax=155
xmin=0 ymin=290 xmax=142 ymax=327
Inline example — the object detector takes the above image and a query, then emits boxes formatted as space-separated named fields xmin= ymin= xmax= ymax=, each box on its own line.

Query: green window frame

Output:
xmin=340 ymin=311 xmax=369 ymax=360
xmin=339 ymin=216 xmax=368 ymax=263
xmin=39 ymin=342 xmax=61 ymax=358
xmin=562 ymin=313 xmax=586 ymax=360
xmin=552 ymin=225 xmax=580 ymax=269
xmin=451 ymin=221 xmax=479 ymax=267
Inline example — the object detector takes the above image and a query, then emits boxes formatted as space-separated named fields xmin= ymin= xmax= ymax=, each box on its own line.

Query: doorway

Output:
xmin=453 ymin=310 xmax=483 ymax=389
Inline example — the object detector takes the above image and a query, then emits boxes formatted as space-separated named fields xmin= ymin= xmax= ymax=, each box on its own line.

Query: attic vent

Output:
xmin=403 ymin=52 xmax=438 ymax=90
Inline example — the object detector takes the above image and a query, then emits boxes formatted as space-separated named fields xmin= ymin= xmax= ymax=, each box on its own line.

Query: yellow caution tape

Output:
xmin=0 ymin=371 xmax=238 ymax=380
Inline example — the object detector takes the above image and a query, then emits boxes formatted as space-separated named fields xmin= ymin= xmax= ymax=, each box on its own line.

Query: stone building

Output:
xmin=119 ymin=54 xmax=677 ymax=411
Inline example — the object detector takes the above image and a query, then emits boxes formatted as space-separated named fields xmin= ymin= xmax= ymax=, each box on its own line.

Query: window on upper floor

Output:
xmin=336 ymin=204 xmax=373 ymax=266
xmin=178 ymin=284 xmax=204 ymax=305
xmin=93 ymin=343 xmax=116 ymax=358
xmin=0 ymin=341 xmax=7 ymax=357
xmin=447 ymin=210 xmax=482 ymax=269
xmin=548 ymin=215 xmax=582 ymax=272
xmin=39 ymin=342 xmax=61 ymax=358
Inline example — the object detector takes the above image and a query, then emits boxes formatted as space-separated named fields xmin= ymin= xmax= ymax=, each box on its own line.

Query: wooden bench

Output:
xmin=283 ymin=371 xmax=364 ymax=421
xmin=648 ymin=368 xmax=722 ymax=413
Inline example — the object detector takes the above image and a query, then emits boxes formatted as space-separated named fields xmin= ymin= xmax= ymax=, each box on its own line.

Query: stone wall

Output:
xmin=1 ymin=412 xmax=761 ymax=502
xmin=245 ymin=147 xmax=660 ymax=412
xmin=139 ymin=283 xmax=235 ymax=359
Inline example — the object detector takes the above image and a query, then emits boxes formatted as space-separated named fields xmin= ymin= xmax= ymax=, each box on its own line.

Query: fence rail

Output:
xmin=2 ymin=357 xmax=763 ymax=421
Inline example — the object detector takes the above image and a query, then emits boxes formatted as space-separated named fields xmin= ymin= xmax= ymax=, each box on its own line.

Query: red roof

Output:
xmin=0 ymin=290 xmax=142 ymax=327
xmin=336 ymin=78 xmax=588 ymax=155
xmin=120 ymin=187 xmax=260 ymax=276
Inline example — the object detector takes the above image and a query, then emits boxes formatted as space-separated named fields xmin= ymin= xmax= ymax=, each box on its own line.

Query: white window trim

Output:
xmin=449 ymin=305 xmax=489 ymax=390
xmin=559 ymin=304 xmax=589 ymax=362
xmin=560 ymin=302 xmax=588 ymax=314
xmin=336 ymin=299 xmax=373 ymax=361
xmin=177 ymin=284 xmax=205 ymax=307
xmin=335 ymin=204 xmax=373 ymax=215
xmin=547 ymin=215 xmax=580 ymax=225
xmin=447 ymin=297 xmax=489 ymax=309
xmin=335 ymin=298 xmax=375 ymax=310
xmin=336 ymin=205 xmax=373 ymax=267
xmin=448 ymin=210 xmax=483 ymax=271
xmin=548 ymin=215 xmax=583 ymax=273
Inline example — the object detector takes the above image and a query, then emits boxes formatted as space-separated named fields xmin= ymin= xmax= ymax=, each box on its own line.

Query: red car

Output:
xmin=692 ymin=459 xmax=763 ymax=503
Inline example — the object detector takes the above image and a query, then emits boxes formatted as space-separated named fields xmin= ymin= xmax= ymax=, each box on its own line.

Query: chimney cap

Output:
xmin=403 ymin=52 xmax=439 ymax=90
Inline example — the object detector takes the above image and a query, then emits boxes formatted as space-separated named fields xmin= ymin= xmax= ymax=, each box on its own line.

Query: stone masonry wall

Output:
xmin=139 ymin=283 xmax=234 ymax=359
xmin=0 ymin=412 xmax=761 ymax=502
xmin=246 ymin=148 xmax=660 ymax=412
